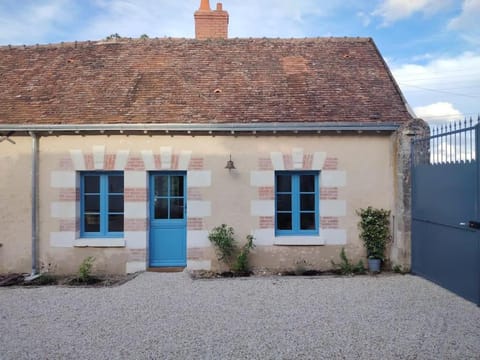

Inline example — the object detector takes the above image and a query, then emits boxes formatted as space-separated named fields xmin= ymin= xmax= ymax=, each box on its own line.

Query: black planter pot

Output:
xmin=368 ymin=258 xmax=381 ymax=273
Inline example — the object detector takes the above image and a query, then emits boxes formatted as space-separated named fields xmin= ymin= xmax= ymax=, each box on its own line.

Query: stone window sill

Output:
xmin=74 ymin=238 xmax=125 ymax=248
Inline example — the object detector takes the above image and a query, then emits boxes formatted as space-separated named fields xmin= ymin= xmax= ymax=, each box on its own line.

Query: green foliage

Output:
xmin=208 ymin=225 xmax=255 ymax=274
xmin=208 ymin=224 xmax=236 ymax=265
xmin=332 ymin=247 xmax=366 ymax=275
xmin=393 ymin=264 xmax=409 ymax=274
xmin=232 ymin=235 xmax=255 ymax=273
xmin=357 ymin=206 xmax=391 ymax=261
xmin=105 ymin=33 xmax=121 ymax=40
xmin=78 ymin=256 xmax=95 ymax=282
xmin=140 ymin=34 xmax=149 ymax=39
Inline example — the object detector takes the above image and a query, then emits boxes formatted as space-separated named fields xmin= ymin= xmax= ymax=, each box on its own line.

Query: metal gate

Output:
xmin=412 ymin=119 xmax=480 ymax=305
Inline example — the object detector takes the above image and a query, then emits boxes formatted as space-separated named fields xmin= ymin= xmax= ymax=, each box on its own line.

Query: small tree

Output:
xmin=357 ymin=207 xmax=391 ymax=260
xmin=208 ymin=224 xmax=236 ymax=266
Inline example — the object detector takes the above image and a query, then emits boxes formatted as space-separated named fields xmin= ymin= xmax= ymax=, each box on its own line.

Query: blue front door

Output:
xmin=149 ymin=172 xmax=187 ymax=267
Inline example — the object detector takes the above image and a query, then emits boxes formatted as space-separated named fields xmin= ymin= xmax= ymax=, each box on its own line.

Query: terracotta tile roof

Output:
xmin=0 ymin=38 xmax=412 ymax=125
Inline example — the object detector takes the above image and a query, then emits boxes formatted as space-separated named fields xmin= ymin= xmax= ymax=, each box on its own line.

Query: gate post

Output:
xmin=391 ymin=118 xmax=429 ymax=269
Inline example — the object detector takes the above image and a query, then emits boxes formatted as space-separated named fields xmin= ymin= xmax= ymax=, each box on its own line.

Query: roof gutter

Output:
xmin=0 ymin=122 xmax=400 ymax=134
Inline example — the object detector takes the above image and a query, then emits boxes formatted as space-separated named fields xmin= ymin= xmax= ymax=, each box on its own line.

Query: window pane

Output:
xmin=300 ymin=194 xmax=315 ymax=211
xmin=109 ymin=195 xmax=124 ymax=212
xmin=84 ymin=175 xmax=100 ymax=193
xmin=276 ymin=175 xmax=291 ymax=192
xmin=300 ymin=213 xmax=316 ymax=230
xmin=108 ymin=214 xmax=124 ymax=232
xmin=154 ymin=198 xmax=168 ymax=219
xmin=84 ymin=195 xmax=100 ymax=212
xmin=154 ymin=176 xmax=168 ymax=196
xmin=170 ymin=176 xmax=184 ymax=197
xmin=170 ymin=198 xmax=184 ymax=219
xmin=277 ymin=213 xmax=292 ymax=230
xmin=276 ymin=194 xmax=291 ymax=211
xmin=300 ymin=175 xmax=315 ymax=192
xmin=108 ymin=176 xmax=124 ymax=193
xmin=84 ymin=214 xmax=100 ymax=232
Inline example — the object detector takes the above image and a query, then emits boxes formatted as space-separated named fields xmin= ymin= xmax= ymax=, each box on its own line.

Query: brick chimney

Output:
xmin=194 ymin=0 xmax=229 ymax=40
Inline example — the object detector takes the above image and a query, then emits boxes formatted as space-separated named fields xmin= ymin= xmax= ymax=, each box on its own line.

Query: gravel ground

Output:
xmin=0 ymin=272 xmax=479 ymax=360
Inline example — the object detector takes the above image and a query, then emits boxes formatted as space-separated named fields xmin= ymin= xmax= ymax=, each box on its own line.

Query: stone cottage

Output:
xmin=0 ymin=1 xmax=422 ymax=275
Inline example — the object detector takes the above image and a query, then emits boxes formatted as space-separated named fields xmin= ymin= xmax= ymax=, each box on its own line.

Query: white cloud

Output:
xmin=448 ymin=0 xmax=480 ymax=44
xmin=391 ymin=52 xmax=480 ymax=122
xmin=373 ymin=0 xmax=452 ymax=25
xmin=0 ymin=0 xmax=75 ymax=44
xmin=413 ymin=102 xmax=463 ymax=122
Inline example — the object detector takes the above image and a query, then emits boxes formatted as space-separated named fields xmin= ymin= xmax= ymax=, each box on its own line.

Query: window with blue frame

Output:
xmin=80 ymin=172 xmax=124 ymax=237
xmin=275 ymin=171 xmax=319 ymax=236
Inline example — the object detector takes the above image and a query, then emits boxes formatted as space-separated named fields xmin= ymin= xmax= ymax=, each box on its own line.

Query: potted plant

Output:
xmin=357 ymin=206 xmax=391 ymax=273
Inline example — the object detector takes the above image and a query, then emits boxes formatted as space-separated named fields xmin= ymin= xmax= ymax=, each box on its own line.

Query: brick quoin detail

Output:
xmin=154 ymin=154 xmax=162 ymax=170
xmin=323 ymin=157 xmax=338 ymax=170
xmin=58 ymin=188 xmax=79 ymax=201
xmin=59 ymin=157 xmax=74 ymax=170
xmin=258 ymin=187 xmax=274 ymax=200
xmin=320 ymin=187 xmax=338 ymax=200
xmin=188 ymin=157 xmax=204 ymax=170
xmin=303 ymin=154 xmax=313 ymax=169
xmin=84 ymin=154 xmax=94 ymax=170
xmin=188 ymin=188 xmax=202 ymax=200
xmin=59 ymin=219 xmax=79 ymax=232
xmin=125 ymin=156 xmax=145 ymax=171
xmin=258 ymin=157 xmax=273 ymax=170
xmin=104 ymin=154 xmax=116 ymax=170
xmin=124 ymin=188 xmax=147 ymax=202
xmin=128 ymin=249 xmax=146 ymax=261
xmin=172 ymin=154 xmax=179 ymax=170
xmin=124 ymin=219 xmax=147 ymax=231
xmin=188 ymin=217 xmax=204 ymax=230
xmin=283 ymin=154 xmax=293 ymax=170
xmin=259 ymin=216 xmax=274 ymax=229
xmin=187 ymin=248 xmax=204 ymax=260
xmin=321 ymin=217 xmax=339 ymax=229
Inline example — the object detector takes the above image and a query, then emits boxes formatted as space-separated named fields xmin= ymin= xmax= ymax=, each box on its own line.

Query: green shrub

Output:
xmin=208 ymin=225 xmax=255 ymax=274
xmin=331 ymin=247 xmax=366 ymax=275
xmin=78 ymin=256 xmax=95 ymax=282
xmin=208 ymin=224 xmax=236 ymax=266
xmin=357 ymin=206 xmax=391 ymax=260
xmin=232 ymin=235 xmax=255 ymax=273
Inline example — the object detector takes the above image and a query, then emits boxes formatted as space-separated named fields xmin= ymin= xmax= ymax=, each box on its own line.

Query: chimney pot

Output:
xmin=194 ymin=1 xmax=229 ymax=40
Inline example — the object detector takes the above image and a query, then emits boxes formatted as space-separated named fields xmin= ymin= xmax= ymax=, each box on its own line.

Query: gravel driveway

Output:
xmin=1 ymin=272 xmax=479 ymax=359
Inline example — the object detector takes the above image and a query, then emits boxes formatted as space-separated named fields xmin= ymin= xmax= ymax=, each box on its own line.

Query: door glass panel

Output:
xmin=300 ymin=175 xmax=315 ymax=192
xmin=154 ymin=176 xmax=168 ymax=196
xmin=170 ymin=198 xmax=184 ymax=219
xmin=84 ymin=175 xmax=100 ymax=193
xmin=109 ymin=195 xmax=124 ymax=212
xmin=277 ymin=213 xmax=292 ymax=230
xmin=154 ymin=198 xmax=168 ymax=219
xmin=276 ymin=175 xmax=291 ymax=192
xmin=84 ymin=214 xmax=100 ymax=232
xmin=276 ymin=194 xmax=291 ymax=211
xmin=84 ymin=195 xmax=100 ymax=212
xmin=108 ymin=214 xmax=124 ymax=232
xmin=170 ymin=176 xmax=184 ymax=197
xmin=300 ymin=194 xmax=315 ymax=211
xmin=300 ymin=213 xmax=316 ymax=230
xmin=108 ymin=176 xmax=124 ymax=193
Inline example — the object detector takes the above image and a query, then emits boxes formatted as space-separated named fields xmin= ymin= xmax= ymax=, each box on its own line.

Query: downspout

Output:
xmin=28 ymin=131 xmax=39 ymax=275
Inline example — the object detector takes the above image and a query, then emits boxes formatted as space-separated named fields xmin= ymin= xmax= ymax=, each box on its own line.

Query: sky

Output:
xmin=0 ymin=0 xmax=479 ymax=126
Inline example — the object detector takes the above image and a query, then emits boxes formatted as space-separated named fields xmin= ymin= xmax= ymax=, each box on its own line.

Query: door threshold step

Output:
xmin=147 ymin=267 xmax=185 ymax=273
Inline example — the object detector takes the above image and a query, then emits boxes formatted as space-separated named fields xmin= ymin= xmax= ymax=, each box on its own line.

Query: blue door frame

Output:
xmin=149 ymin=172 xmax=187 ymax=268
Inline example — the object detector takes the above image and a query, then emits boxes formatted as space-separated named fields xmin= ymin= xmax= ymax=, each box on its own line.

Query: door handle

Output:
xmin=465 ymin=221 xmax=480 ymax=229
